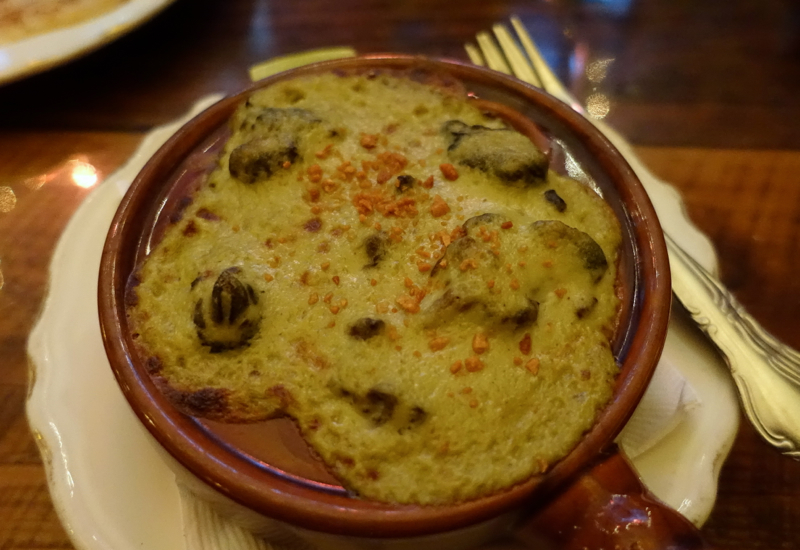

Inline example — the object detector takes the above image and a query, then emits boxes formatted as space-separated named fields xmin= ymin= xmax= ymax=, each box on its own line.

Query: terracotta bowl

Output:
xmin=99 ymin=55 xmax=673 ymax=549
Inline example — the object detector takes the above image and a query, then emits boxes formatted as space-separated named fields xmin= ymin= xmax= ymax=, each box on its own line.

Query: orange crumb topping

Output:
xmin=315 ymin=144 xmax=334 ymax=159
xmin=428 ymin=336 xmax=450 ymax=351
xmin=519 ymin=333 xmax=532 ymax=355
xmin=377 ymin=151 xmax=408 ymax=174
xmin=525 ymin=358 xmax=540 ymax=375
xmin=307 ymin=164 xmax=323 ymax=183
xmin=430 ymin=195 xmax=451 ymax=217
xmin=465 ymin=356 xmax=484 ymax=372
xmin=353 ymin=190 xmax=418 ymax=219
xmin=322 ymin=179 xmax=338 ymax=194
xmin=459 ymin=258 xmax=478 ymax=271
xmin=377 ymin=169 xmax=392 ymax=184
xmin=439 ymin=163 xmax=459 ymax=181
xmin=396 ymin=295 xmax=420 ymax=313
xmin=360 ymin=133 xmax=378 ymax=149
xmin=450 ymin=225 xmax=467 ymax=241
xmin=472 ymin=332 xmax=489 ymax=354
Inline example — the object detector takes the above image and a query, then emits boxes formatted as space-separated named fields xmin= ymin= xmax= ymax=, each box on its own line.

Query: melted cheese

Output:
xmin=130 ymin=73 xmax=622 ymax=504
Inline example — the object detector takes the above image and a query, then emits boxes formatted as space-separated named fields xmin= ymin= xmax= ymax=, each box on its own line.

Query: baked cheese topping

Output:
xmin=128 ymin=72 xmax=623 ymax=505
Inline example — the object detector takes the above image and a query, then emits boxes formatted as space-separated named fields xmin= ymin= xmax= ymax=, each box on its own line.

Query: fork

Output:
xmin=467 ymin=17 xmax=800 ymax=460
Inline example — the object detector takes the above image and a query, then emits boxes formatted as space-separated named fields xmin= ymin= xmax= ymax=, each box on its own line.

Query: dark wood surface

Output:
xmin=2 ymin=0 xmax=799 ymax=548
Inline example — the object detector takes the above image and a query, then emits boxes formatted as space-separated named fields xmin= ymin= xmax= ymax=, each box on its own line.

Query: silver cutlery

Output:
xmin=467 ymin=17 xmax=800 ymax=458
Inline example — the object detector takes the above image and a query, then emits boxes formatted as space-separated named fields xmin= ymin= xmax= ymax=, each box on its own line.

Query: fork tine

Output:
xmin=475 ymin=31 xmax=513 ymax=75
xmin=509 ymin=15 xmax=575 ymax=105
xmin=464 ymin=43 xmax=486 ymax=67
xmin=491 ymin=23 xmax=542 ymax=87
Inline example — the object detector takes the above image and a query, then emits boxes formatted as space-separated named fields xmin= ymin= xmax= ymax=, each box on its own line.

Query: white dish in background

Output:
xmin=26 ymin=96 xmax=739 ymax=550
xmin=0 ymin=0 xmax=176 ymax=86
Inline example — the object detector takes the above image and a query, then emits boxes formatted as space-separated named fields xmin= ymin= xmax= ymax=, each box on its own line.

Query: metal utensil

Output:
xmin=468 ymin=17 xmax=800 ymax=458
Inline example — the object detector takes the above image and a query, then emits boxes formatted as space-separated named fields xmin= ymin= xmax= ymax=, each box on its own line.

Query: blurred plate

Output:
xmin=0 ymin=0 xmax=176 ymax=86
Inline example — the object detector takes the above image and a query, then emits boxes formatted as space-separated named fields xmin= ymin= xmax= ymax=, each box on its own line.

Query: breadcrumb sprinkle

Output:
xmin=439 ymin=163 xmax=459 ymax=181
xmin=472 ymin=332 xmax=489 ymax=354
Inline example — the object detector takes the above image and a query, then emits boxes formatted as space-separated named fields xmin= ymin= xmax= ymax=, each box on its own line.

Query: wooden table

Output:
xmin=1 ymin=1 xmax=799 ymax=548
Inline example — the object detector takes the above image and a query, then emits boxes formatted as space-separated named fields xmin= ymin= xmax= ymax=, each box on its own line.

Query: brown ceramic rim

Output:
xmin=98 ymin=54 xmax=671 ymax=538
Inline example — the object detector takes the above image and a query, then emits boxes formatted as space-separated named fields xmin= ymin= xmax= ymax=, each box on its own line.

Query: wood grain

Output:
xmin=0 ymin=132 xmax=143 ymax=550
xmin=1 ymin=0 xmax=799 ymax=548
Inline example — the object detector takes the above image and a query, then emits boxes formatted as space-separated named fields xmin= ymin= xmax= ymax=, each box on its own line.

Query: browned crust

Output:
xmin=154 ymin=378 xmax=232 ymax=419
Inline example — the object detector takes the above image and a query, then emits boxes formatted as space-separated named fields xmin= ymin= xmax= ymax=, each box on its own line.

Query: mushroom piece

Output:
xmin=395 ymin=174 xmax=416 ymax=193
xmin=348 ymin=317 xmax=386 ymax=340
xmin=544 ymin=189 xmax=567 ymax=212
xmin=228 ymin=107 xmax=323 ymax=184
xmin=332 ymin=383 xmax=428 ymax=431
xmin=362 ymin=232 xmax=390 ymax=268
xmin=236 ymin=106 xmax=322 ymax=135
xmin=362 ymin=389 xmax=398 ymax=426
xmin=501 ymin=300 xmax=540 ymax=328
xmin=530 ymin=220 xmax=608 ymax=283
xmin=229 ymin=135 xmax=298 ymax=184
xmin=442 ymin=120 xmax=549 ymax=187
xmin=192 ymin=268 xmax=262 ymax=352
xmin=425 ymin=213 xmax=539 ymax=330
xmin=461 ymin=212 xmax=507 ymax=232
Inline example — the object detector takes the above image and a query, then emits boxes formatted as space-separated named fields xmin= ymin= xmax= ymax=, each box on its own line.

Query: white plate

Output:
xmin=26 ymin=96 xmax=739 ymax=550
xmin=0 ymin=0 xmax=176 ymax=86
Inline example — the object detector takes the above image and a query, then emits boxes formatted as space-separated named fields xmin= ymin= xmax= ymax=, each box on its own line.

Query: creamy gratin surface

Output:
xmin=128 ymin=72 xmax=623 ymax=504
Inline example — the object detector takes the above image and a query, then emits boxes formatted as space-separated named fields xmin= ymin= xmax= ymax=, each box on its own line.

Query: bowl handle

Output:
xmin=514 ymin=445 xmax=715 ymax=549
